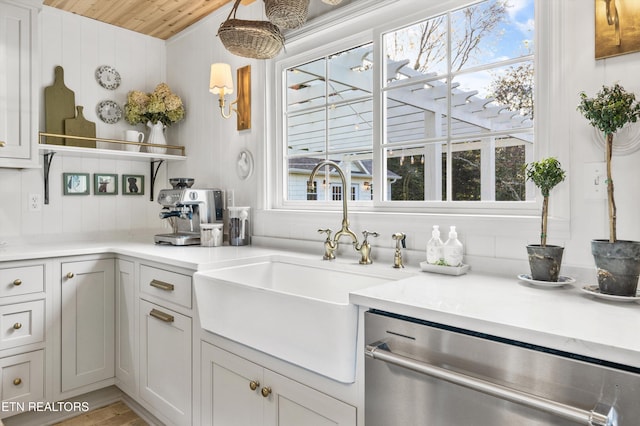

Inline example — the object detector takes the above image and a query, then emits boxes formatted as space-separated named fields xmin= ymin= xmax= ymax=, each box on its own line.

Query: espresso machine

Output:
xmin=154 ymin=179 xmax=224 ymax=245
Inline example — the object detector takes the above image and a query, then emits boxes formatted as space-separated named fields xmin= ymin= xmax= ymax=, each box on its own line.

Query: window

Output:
xmin=331 ymin=185 xmax=342 ymax=201
xmin=285 ymin=44 xmax=374 ymax=202
xmin=282 ymin=0 xmax=535 ymax=206
xmin=383 ymin=0 xmax=534 ymax=202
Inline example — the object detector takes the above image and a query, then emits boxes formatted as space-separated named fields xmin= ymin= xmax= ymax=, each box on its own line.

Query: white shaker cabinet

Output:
xmin=0 ymin=260 xmax=47 ymax=418
xmin=139 ymin=265 xmax=192 ymax=426
xmin=60 ymin=258 xmax=115 ymax=393
xmin=201 ymin=343 xmax=356 ymax=426
xmin=0 ymin=0 xmax=39 ymax=167
xmin=115 ymin=259 xmax=136 ymax=397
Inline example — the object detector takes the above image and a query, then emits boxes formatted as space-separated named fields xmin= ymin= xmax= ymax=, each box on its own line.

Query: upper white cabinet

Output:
xmin=0 ymin=0 xmax=39 ymax=168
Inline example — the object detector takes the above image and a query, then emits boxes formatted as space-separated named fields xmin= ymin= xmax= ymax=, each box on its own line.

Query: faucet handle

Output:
xmin=318 ymin=228 xmax=333 ymax=240
xmin=318 ymin=229 xmax=336 ymax=260
xmin=362 ymin=230 xmax=379 ymax=243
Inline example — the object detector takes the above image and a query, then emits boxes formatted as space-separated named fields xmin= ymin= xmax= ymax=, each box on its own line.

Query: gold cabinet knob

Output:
xmin=66 ymin=272 xmax=75 ymax=279
xmin=13 ymin=323 xmax=22 ymax=330
xmin=249 ymin=380 xmax=260 ymax=391
xmin=261 ymin=387 xmax=272 ymax=398
xmin=13 ymin=378 xmax=21 ymax=386
xmin=0 ymin=141 xmax=6 ymax=148
xmin=12 ymin=279 xmax=22 ymax=286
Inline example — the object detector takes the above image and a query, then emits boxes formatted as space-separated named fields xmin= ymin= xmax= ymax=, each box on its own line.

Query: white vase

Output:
xmin=146 ymin=121 xmax=167 ymax=154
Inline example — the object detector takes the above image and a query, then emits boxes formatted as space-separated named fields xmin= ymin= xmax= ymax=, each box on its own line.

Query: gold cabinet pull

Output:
xmin=12 ymin=279 xmax=22 ymax=286
xmin=249 ymin=380 xmax=260 ymax=391
xmin=13 ymin=378 xmax=21 ymax=386
xmin=261 ymin=387 xmax=272 ymax=398
xmin=0 ymin=141 xmax=6 ymax=148
xmin=13 ymin=323 xmax=22 ymax=330
xmin=66 ymin=272 xmax=75 ymax=279
xmin=150 ymin=279 xmax=174 ymax=292
xmin=149 ymin=308 xmax=174 ymax=323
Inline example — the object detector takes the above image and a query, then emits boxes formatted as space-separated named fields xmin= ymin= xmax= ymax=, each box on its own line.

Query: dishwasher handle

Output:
xmin=365 ymin=341 xmax=617 ymax=426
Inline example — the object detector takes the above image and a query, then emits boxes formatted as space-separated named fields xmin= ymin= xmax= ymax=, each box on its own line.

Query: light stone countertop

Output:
xmin=350 ymin=270 xmax=640 ymax=370
xmin=0 ymin=233 xmax=280 ymax=270
xmin=2 ymin=234 xmax=638 ymax=371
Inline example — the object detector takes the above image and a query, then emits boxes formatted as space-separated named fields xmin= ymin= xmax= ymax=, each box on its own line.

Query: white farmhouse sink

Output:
xmin=194 ymin=255 xmax=400 ymax=383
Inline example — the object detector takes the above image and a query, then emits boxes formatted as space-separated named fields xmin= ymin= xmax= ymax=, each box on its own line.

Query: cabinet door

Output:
xmin=140 ymin=299 xmax=191 ymax=426
xmin=61 ymin=259 xmax=115 ymax=392
xmin=201 ymin=342 xmax=263 ymax=426
xmin=264 ymin=369 xmax=356 ymax=426
xmin=115 ymin=259 xmax=136 ymax=396
xmin=0 ymin=1 xmax=35 ymax=163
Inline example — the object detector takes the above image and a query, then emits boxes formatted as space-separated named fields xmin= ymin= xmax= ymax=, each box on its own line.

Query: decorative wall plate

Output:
xmin=592 ymin=123 xmax=640 ymax=155
xmin=236 ymin=149 xmax=254 ymax=180
xmin=96 ymin=100 xmax=122 ymax=124
xmin=95 ymin=65 xmax=121 ymax=90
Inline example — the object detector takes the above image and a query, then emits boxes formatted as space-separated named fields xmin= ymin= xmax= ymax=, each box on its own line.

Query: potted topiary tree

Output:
xmin=525 ymin=157 xmax=566 ymax=282
xmin=578 ymin=83 xmax=640 ymax=296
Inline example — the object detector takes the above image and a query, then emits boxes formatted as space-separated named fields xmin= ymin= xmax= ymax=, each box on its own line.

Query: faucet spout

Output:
xmin=308 ymin=160 xmax=358 ymax=247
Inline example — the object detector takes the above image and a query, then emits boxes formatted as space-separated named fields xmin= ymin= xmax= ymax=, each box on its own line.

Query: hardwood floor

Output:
xmin=53 ymin=401 xmax=148 ymax=426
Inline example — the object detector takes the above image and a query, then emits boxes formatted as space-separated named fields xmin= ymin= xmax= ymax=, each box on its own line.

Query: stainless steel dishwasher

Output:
xmin=365 ymin=310 xmax=640 ymax=426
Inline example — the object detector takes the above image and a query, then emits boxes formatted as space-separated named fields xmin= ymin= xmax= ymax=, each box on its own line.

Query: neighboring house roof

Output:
xmin=288 ymin=158 xmax=401 ymax=180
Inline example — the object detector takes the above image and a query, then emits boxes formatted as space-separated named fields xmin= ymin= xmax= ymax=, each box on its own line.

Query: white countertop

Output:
xmin=350 ymin=270 xmax=640 ymax=370
xmin=3 ymin=235 xmax=639 ymax=370
xmin=0 ymin=233 xmax=280 ymax=271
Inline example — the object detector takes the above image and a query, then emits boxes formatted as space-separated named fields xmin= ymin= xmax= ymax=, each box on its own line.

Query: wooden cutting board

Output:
xmin=64 ymin=106 xmax=96 ymax=148
xmin=44 ymin=66 xmax=75 ymax=145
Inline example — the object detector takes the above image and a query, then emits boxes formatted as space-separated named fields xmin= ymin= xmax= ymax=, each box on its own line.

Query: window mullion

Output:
xmin=445 ymin=10 xmax=453 ymax=202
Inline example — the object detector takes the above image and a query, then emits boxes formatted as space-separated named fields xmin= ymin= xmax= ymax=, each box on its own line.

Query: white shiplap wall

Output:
xmin=0 ymin=6 xmax=168 ymax=240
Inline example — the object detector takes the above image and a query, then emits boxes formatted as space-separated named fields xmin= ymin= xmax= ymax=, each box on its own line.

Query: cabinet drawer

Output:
xmin=0 ymin=300 xmax=45 ymax=350
xmin=0 ymin=350 xmax=44 ymax=409
xmin=0 ymin=265 xmax=44 ymax=297
xmin=140 ymin=265 xmax=192 ymax=309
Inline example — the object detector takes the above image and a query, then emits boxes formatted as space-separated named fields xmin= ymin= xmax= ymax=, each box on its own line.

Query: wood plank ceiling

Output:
xmin=43 ymin=0 xmax=255 ymax=40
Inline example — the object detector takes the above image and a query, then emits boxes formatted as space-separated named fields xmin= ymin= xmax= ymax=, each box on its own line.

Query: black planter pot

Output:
xmin=526 ymin=245 xmax=564 ymax=282
xmin=591 ymin=240 xmax=640 ymax=296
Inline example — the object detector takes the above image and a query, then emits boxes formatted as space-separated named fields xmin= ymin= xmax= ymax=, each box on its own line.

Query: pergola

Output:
xmin=285 ymin=44 xmax=533 ymax=201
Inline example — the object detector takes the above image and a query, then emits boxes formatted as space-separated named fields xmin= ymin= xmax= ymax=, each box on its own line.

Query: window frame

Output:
xmin=269 ymin=0 xmax=563 ymax=219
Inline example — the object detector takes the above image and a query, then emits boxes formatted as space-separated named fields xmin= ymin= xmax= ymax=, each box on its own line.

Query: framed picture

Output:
xmin=595 ymin=0 xmax=640 ymax=59
xmin=63 ymin=173 xmax=90 ymax=195
xmin=122 ymin=174 xmax=145 ymax=195
xmin=94 ymin=173 xmax=118 ymax=195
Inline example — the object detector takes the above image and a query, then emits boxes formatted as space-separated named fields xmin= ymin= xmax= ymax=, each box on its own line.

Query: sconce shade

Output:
xmin=210 ymin=63 xmax=234 ymax=95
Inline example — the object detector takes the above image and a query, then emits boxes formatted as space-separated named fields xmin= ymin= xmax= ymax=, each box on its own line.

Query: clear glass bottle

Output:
xmin=426 ymin=225 xmax=444 ymax=264
xmin=443 ymin=226 xmax=463 ymax=266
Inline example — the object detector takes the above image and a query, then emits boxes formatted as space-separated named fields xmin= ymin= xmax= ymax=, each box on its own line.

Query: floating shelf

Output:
xmin=38 ymin=132 xmax=186 ymax=204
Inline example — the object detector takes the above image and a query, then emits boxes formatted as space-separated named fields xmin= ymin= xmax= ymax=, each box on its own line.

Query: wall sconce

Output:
xmin=209 ymin=63 xmax=251 ymax=130
xmin=362 ymin=181 xmax=371 ymax=191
